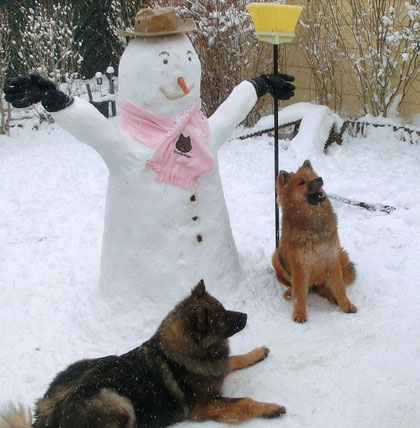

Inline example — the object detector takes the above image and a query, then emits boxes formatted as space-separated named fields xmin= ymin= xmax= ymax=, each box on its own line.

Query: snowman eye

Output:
xmin=187 ymin=50 xmax=194 ymax=62
xmin=159 ymin=51 xmax=170 ymax=65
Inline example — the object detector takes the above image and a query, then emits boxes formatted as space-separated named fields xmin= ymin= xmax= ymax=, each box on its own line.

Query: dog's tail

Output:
xmin=339 ymin=249 xmax=356 ymax=285
xmin=345 ymin=261 xmax=356 ymax=285
xmin=272 ymin=249 xmax=291 ymax=286
xmin=0 ymin=404 xmax=32 ymax=428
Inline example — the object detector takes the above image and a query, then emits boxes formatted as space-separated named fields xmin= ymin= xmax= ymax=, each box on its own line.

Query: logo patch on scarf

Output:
xmin=175 ymin=134 xmax=192 ymax=153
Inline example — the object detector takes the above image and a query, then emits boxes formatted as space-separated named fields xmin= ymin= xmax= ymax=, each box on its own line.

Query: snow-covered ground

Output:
xmin=1 ymin=108 xmax=419 ymax=427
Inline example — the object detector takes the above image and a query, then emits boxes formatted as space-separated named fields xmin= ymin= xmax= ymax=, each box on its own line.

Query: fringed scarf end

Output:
xmin=146 ymin=161 xmax=198 ymax=189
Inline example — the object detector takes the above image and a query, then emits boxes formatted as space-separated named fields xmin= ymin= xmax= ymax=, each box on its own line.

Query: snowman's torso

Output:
xmin=101 ymin=133 xmax=242 ymax=305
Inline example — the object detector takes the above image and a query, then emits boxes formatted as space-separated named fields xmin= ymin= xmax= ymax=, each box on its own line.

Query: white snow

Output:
xmin=1 ymin=103 xmax=420 ymax=427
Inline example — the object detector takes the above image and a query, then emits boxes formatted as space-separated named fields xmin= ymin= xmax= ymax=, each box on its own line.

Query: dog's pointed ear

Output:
xmin=278 ymin=170 xmax=291 ymax=185
xmin=191 ymin=279 xmax=206 ymax=297
xmin=196 ymin=305 xmax=210 ymax=332
xmin=302 ymin=160 xmax=313 ymax=170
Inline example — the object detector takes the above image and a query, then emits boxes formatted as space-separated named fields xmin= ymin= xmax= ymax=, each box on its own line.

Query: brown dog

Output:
xmin=272 ymin=160 xmax=357 ymax=323
xmin=0 ymin=280 xmax=285 ymax=428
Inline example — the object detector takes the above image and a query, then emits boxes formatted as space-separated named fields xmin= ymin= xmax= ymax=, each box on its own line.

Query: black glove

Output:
xmin=3 ymin=74 xmax=73 ymax=112
xmin=248 ymin=73 xmax=295 ymax=100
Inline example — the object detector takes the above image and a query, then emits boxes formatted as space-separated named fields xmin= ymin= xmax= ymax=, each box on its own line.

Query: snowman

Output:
xmin=4 ymin=7 xmax=295 ymax=312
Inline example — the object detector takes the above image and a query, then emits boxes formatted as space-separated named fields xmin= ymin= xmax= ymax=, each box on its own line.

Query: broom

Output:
xmin=246 ymin=2 xmax=302 ymax=248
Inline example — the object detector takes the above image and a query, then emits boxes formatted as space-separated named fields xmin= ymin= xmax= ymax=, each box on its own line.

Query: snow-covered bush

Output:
xmin=298 ymin=2 xmax=344 ymax=111
xmin=107 ymin=0 xmax=141 ymax=51
xmin=0 ymin=9 xmax=12 ymax=134
xmin=299 ymin=0 xmax=419 ymax=118
xmin=334 ymin=0 xmax=419 ymax=117
xmin=19 ymin=1 xmax=83 ymax=95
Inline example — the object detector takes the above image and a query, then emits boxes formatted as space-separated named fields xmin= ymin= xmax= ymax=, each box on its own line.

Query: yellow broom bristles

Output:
xmin=246 ymin=2 xmax=303 ymax=44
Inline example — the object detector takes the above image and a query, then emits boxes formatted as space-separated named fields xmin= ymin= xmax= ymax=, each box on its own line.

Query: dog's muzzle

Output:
xmin=307 ymin=177 xmax=326 ymax=205
xmin=224 ymin=310 xmax=247 ymax=338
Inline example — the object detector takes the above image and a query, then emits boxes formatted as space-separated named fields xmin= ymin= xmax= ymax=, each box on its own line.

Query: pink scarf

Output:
xmin=119 ymin=96 xmax=213 ymax=189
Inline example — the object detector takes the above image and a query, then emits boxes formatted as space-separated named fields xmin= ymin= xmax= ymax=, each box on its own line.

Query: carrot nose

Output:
xmin=177 ymin=77 xmax=189 ymax=94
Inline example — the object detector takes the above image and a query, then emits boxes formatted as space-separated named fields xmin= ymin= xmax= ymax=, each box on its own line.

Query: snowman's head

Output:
xmin=118 ymin=33 xmax=201 ymax=119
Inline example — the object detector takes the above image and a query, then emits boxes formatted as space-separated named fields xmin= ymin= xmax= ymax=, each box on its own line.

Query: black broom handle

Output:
xmin=273 ymin=44 xmax=280 ymax=248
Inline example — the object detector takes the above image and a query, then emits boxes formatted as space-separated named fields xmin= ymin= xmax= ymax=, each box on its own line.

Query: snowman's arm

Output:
xmin=51 ymin=97 xmax=125 ymax=166
xmin=208 ymin=81 xmax=257 ymax=148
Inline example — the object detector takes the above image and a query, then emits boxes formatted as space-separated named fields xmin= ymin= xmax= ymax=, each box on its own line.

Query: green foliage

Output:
xmin=72 ymin=0 xmax=145 ymax=78
xmin=72 ymin=0 xmax=121 ymax=78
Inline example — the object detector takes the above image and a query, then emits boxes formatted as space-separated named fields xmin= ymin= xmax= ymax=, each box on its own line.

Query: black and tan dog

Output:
xmin=1 ymin=280 xmax=285 ymax=427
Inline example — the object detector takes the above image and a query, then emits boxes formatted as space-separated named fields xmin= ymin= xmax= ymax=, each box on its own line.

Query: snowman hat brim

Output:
xmin=116 ymin=7 xmax=196 ymax=38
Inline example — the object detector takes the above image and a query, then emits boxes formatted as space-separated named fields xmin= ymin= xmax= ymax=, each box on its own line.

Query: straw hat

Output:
xmin=117 ymin=7 xmax=196 ymax=38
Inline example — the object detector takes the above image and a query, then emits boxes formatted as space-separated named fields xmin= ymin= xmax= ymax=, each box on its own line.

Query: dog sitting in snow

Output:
xmin=0 ymin=281 xmax=285 ymax=427
xmin=272 ymin=160 xmax=357 ymax=323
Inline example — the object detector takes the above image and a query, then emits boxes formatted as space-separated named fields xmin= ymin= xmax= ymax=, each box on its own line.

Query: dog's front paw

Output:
xmin=283 ymin=289 xmax=292 ymax=299
xmin=342 ymin=301 xmax=357 ymax=313
xmin=261 ymin=403 xmax=286 ymax=418
xmin=293 ymin=309 xmax=307 ymax=323
xmin=252 ymin=346 xmax=270 ymax=363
